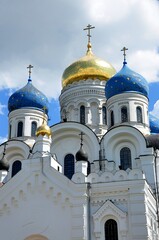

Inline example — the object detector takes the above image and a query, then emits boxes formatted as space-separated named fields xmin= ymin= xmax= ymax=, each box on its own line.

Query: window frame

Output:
xmin=105 ymin=219 xmax=118 ymax=240
xmin=31 ymin=121 xmax=37 ymax=136
xmin=102 ymin=106 xmax=107 ymax=125
xmin=12 ymin=160 xmax=22 ymax=177
xmin=64 ymin=154 xmax=75 ymax=179
xmin=121 ymin=106 xmax=128 ymax=123
xmin=110 ymin=110 xmax=114 ymax=127
xmin=136 ymin=106 xmax=143 ymax=123
xmin=120 ymin=147 xmax=132 ymax=170
xmin=80 ymin=105 xmax=85 ymax=124
xmin=17 ymin=121 xmax=23 ymax=137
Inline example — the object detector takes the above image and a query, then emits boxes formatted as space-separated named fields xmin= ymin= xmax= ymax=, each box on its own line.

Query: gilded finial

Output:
xmin=36 ymin=106 xmax=52 ymax=137
xmin=83 ymin=24 xmax=95 ymax=54
xmin=27 ymin=64 xmax=33 ymax=81
xmin=121 ymin=47 xmax=128 ymax=65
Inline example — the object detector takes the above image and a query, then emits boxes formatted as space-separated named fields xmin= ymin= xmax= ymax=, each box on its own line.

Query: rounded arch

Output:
xmin=120 ymin=147 xmax=132 ymax=170
xmin=102 ymin=105 xmax=107 ymax=125
xmin=12 ymin=160 xmax=22 ymax=177
xmin=87 ymin=97 xmax=101 ymax=105
xmin=4 ymin=140 xmax=30 ymax=160
xmin=121 ymin=106 xmax=128 ymax=123
xmin=101 ymin=126 xmax=149 ymax=171
xmin=110 ymin=110 xmax=114 ymax=127
xmin=105 ymin=219 xmax=118 ymax=240
xmin=64 ymin=153 xmax=75 ymax=179
xmin=17 ymin=121 xmax=23 ymax=137
xmin=31 ymin=121 xmax=37 ymax=137
xmin=93 ymin=200 xmax=127 ymax=240
xmin=76 ymin=99 xmax=90 ymax=108
xmin=61 ymin=108 xmax=67 ymax=122
xmin=90 ymin=101 xmax=98 ymax=125
xmin=136 ymin=106 xmax=143 ymax=123
xmin=63 ymin=104 xmax=75 ymax=122
xmin=80 ymin=105 xmax=85 ymax=124
xmin=107 ymin=136 xmax=136 ymax=170
xmin=50 ymin=122 xmax=99 ymax=167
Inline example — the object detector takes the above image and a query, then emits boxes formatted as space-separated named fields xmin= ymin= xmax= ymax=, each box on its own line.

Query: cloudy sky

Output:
xmin=0 ymin=0 xmax=159 ymax=143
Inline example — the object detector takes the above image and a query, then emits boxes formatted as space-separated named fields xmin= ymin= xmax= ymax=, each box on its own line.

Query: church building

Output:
xmin=0 ymin=25 xmax=159 ymax=240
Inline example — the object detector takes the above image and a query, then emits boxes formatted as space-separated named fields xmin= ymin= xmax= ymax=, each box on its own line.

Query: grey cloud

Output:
xmin=0 ymin=0 xmax=159 ymax=99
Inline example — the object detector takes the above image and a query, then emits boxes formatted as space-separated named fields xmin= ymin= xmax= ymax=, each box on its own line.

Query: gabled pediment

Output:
xmin=93 ymin=200 xmax=127 ymax=238
xmin=93 ymin=200 xmax=126 ymax=221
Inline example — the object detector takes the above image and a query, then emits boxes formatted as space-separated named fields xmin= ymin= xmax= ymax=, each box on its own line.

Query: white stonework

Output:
xmin=8 ymin=108 xmax=48 ymax=146
xmin=107 ymin=92 xmax=150 ymax=134
xmin=0 ymin=50 xmax=159 ymax=240
xmin=60 ymin=79 xmax=107 ymax=137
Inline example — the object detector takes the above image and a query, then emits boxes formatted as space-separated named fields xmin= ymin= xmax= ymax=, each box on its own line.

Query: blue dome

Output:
xmin=105 ymin=63 xmax=149 ymax=100
xmin=149 ymin=113 xmax=159 ymax=134
xmin=8 ymin=79 xmax=49 ymax=114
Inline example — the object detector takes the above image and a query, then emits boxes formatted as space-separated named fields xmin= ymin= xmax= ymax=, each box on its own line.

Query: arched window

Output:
xmin=9 ymin=124 xmax=12 ymax=139
xmin=87 ymin=161 xmax=91 ymax=175
xmin=136 ymin=106 xmax=142 ymax=123
xmin=121 ymin=106 xmax=128 ymax=122
xmin=12 ymin=160 xmax=22 ymax=177
xmin=80 ymin=105 xmax=85 ymax=124
xmin=17 ymin=121 xmax=23 ymax=137
xmin=120 ymin=147 xmax=132 ymax=170
xmin=105 ymin=219 xmax=118 ymax=240
xmin=31 ymin=121 xmax=37 ymax=136
xmin=110 ymin=111 xmax=114 ymax=127
xmin=102 ymin=106 xmax=107 ymax=125
xmin=64 ymin=154 xmax=75 ymax=179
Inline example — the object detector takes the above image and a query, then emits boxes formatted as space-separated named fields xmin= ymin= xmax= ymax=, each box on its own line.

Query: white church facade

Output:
xmin=0 ymin=26 xmax=159 ymax=240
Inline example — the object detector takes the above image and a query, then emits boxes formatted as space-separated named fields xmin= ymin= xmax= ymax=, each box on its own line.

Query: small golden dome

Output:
xmin=36 ymin=122 xmax=52 ymax=137
xmin=62 ymin=43 xmax=116 ymax=87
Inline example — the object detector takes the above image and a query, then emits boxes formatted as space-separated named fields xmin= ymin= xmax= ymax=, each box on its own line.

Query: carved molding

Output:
xmin=93 ymin=200 xmax=127 ymax=239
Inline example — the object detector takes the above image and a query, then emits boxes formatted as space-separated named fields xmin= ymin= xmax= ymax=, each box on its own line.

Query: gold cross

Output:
xmin=83 ymin=24 xmax=95 ymax=44
xmin=121 ymin=47 xmax=128 ymax=63
xmin=27 ymin=64 xmax=33 ymax=79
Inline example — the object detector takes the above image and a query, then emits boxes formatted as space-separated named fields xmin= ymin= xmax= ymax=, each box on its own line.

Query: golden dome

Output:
xmin=62 ymin=43 xmax=116 ymax=87
xmin=36 ymin=122 xmax=52 ymax=137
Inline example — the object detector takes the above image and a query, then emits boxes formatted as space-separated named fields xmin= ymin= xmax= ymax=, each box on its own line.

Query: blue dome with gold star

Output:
xmin=8 ymin=79 xmax=49 ymax=114
xmin=105 ymin=63 xmax=149 ymax=100
xmin=149 ymin=114 xmax=159 ymax=134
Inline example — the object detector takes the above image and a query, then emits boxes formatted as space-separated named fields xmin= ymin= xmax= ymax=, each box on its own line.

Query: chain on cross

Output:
xmin=27 ymin=64 xmax=33 ymax=79
xmin=121 ymin=47 xmax=128 ymax=64
xmin=79 ymin=132 xmax=85 ymax=146
xmin=83 ymin=24 xmax=95 ymax=44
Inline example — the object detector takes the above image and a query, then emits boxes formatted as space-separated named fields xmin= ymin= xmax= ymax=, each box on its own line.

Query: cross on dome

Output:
xmin=83 ymin=24 xmax=95 ymax=44
xmin=121 ymin=47 xmax=128 ymax=65
xmin=83 ymin=24 xmax=95 ymax=53
xmin=79 ymin=132 xmax=85 ymax=146
xmin=27 ymin=64 xmax=33 ymax=80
